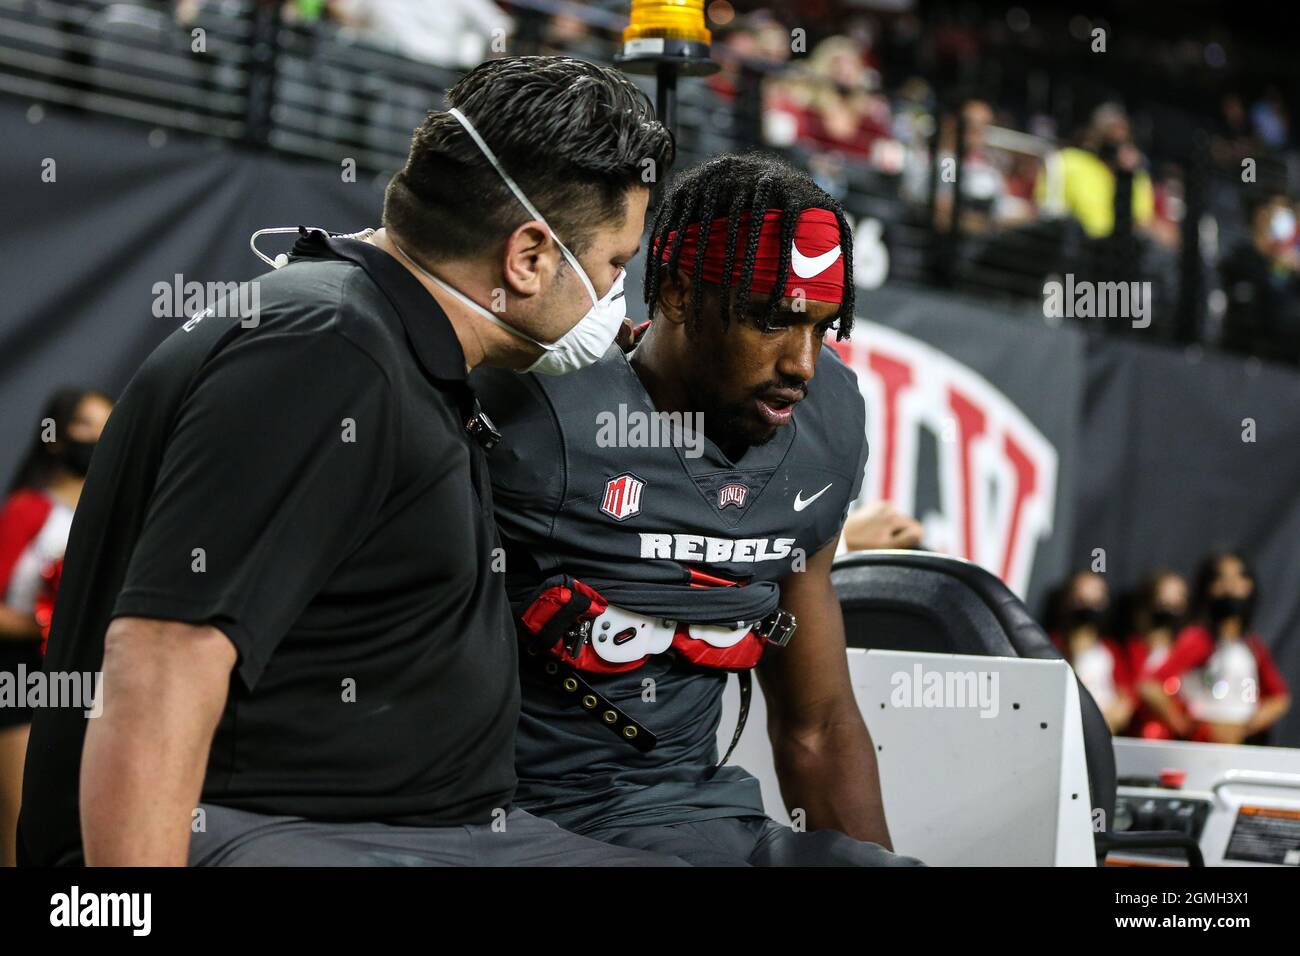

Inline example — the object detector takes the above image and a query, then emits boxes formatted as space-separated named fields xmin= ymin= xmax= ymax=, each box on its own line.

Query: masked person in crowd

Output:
xmin=1219 ymin=194 xmax=1300 ymax=364
xmin=1053 ymin=570 xmax=1135 ymax=734
xmin=0 ymin=388 xmax=112 ymax=867
xmin=20 ymin=56 xmax=683 ymax=867
xmin=473 ymin=154 xmax=922 ymax=866
xmin=1125 ymin=569 xmax=1189 ymax=739
xmin=1140 ymin=552 xmax=1291 ymax=745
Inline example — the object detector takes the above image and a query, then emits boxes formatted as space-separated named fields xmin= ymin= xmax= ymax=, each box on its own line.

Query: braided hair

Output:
xmin=644 ymin=153 xmax=856 ymax=339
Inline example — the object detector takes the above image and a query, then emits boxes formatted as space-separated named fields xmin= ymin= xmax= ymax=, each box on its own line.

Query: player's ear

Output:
xmin=657 ymin=271 xmax=690 ymax=326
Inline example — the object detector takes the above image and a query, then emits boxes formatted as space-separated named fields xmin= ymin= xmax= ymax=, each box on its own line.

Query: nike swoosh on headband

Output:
xmin=790 ymin=242 xmax=843 ymax=279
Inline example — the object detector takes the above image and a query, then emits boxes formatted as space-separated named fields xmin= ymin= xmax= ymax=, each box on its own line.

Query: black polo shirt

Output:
xmin=19 ymin=230 xmax=519 ymax=866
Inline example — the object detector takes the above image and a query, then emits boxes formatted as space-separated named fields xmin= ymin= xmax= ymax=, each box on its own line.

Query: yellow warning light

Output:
xmin=623 ymin=0 xmax=712 ymax=46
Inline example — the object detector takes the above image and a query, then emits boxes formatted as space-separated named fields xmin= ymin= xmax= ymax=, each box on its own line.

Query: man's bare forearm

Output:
xmin=770 ymin=708 xmax=893 ymax=848
xmin=81 ymin=618 xmax=235 ymax=866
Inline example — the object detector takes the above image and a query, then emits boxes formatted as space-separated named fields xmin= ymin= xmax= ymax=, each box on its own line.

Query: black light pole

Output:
xmin=614 ymin=17 xmax=719 ymax=205
xmin=654 ymin=60 xmax=679 ymax=135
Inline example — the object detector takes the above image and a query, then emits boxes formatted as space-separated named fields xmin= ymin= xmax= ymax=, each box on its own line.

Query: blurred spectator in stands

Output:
xmin=1211 ymin=94 xmax=1256 ymax=170
xmin=1037 ymin=103 xmax=1183 ymax=329
xmin=901 ymin=98 xmax=1030 ymax=234
xmin=666 ymin=12 xmax=794 ymax=163
xmin=330 ymin=0 xmax=512 ymax=67
xmin=843 ymin=13 xmax=884 ymax=74
xmin=705 ymin=13 xmax=788 ymax=146
xmin=843 ymin=500 xmax=923 ymax=551
xmin=280 ymin=0 xmax=329 ymax=25
xmin=706 ymin=11 xmax=791 ymax=104
xmin=1140 ymin=552 xmax=1290 ymax=745
xmin=890 ymin=76 xmax=934 ymax=147
xmin=1219 ymin=193 xmax=1300 ymax=364
xmin=1147 ymin=163 xmax=1185 ymax=251
xmin=0 ymin=387 xmax=113 ymax=867
xmin=928 ymin=11 xmax=981 ymax=91
xmin=705 ymin=22 xmax=759 ymax=106
xmin=768 ymin=36 xmax=891 ymax=162
xmin=1036 ymin=103 xmax=1155 ymax=241
xmin=1250 ymin=85 xmax=1290 ymax=151
xmin=1125 ymin=569 xmax=1190 ymax=739
xmin=1052 ymin=570 xmax=1135 ymax=734
xmin=1002 ymin=150 xmax=1040 ymax=216
xmin=675 ymin=14 xmax=791 ymax=174
xmin=536 ymin=10 xmax=610 ymax=62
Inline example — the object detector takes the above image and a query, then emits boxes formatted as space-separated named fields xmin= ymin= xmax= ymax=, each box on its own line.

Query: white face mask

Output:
xmin=389 ymin=236 xmax=626 ymax=377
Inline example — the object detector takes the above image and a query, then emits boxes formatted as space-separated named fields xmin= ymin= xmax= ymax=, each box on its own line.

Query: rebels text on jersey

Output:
xmin=472 ymin=342 xmax=868 ymax=626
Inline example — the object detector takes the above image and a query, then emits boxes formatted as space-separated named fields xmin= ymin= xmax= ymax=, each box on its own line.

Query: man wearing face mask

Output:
xmin=1220 ymin=194 xmax=1300 ymax=364
xmin=19 ymin=56 xmax=679 ymax=867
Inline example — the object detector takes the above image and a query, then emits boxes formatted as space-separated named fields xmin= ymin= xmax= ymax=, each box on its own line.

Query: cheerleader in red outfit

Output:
xmin=1053 ymin=570 xmax=1136 ymax=734
xmin=0 ymin=387 xmax=112 ymax=867
xmin=1126 ymin=569 xmax=1191 ymax=739
xmin=1139 ymin=553 xmax=1291 ymax=745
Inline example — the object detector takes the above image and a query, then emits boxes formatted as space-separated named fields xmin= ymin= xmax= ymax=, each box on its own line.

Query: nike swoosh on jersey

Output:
xmin=793 ymin=483 xmax=833 ymax=511
xmin=790 ymin=242 xmax=843 ymax=279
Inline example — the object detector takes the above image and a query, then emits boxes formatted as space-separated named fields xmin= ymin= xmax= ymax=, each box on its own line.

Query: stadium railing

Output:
xmin=4 ymin=0 xmax=1291 ymax=358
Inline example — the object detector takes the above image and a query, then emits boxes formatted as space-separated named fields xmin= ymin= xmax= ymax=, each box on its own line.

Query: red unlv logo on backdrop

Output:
xmin=833 ymin=324 xmax=1058 ymax=598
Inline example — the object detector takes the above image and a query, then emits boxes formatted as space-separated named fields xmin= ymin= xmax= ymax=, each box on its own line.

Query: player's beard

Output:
xmin=685 ymin=359 xmax=804 ymax=458
xmin=715 ymin=401 xmax=778 ymax=450
xmin=702 ymin=386 xmax=792 ymax=457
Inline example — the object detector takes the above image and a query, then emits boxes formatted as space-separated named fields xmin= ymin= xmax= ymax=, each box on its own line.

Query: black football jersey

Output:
xmin=470 ymin=341 xmax=867 ymax=833
xmin=474 ymin=343 xmax=868 ymax=624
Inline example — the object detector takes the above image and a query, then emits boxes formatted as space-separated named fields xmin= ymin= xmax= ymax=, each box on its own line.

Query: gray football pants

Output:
xmin=188 ymin=803 xmax=688 ymax=867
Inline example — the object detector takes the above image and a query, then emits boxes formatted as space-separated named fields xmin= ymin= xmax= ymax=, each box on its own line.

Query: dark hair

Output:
xmin=1191 ymin=550 xmax=1256 ymax=624
xmin=383 ymin=56 xmax=674 ymax=262
xmin=643 ymin=153 xmax=856 ymax=338
xmin=7 ymin=387 xmax=111 ymax=494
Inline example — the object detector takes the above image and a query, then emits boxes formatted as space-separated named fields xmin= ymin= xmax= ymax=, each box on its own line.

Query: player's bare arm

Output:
xmin=760 ymin=537 xmax=893 ymax=849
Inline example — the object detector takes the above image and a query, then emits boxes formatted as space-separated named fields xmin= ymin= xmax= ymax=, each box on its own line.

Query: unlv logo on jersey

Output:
xmin=717 ymin=483 xmax=748 ymax=509
xmin=600 ymin=473 xmax=645 ymax=521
